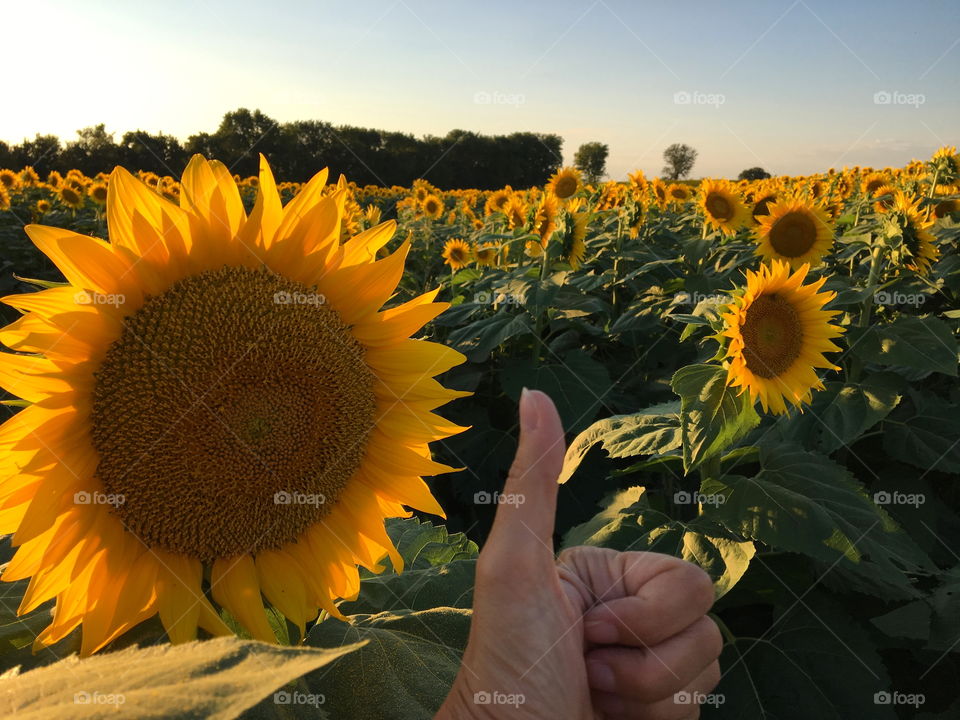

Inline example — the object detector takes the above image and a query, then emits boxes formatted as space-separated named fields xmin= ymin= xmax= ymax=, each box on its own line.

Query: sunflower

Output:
xmin=750 ymin=190 xmax=778 ymax=222
xmin=421 ymin=194 xmax=444 ymax=220
xmin=933 ymin=198 xmax=960 ymax=219
xmin=861 ymin=172 xmax=888 ymax=196
xmin=0 ymin=185 xmax=9 ymax=211
xmin=533 ymin=193 xmax=558 ymax=243
xmin=754 ymin=199 xmax=834 ymax=269
xmin=650 ymin=178 xmax=669 ymax=209
xmin=484 ymin=187 xmax=512 ymax=216
xmin=364 ymin=204 xmax=382 ymax=227
xmin=20 ymin=166 xmax=40 ymax=187
xmin=46 ymin=171 xmax=63 ymax=188
xmin=36 ymin=199 xmax=50 ymax=214
xmin=504 ymin=196 xmax=528 ymax=230
xmin=475 ymin=244 xmax=498 ymax=267
xmin=57 ymin=184 xmax=85 ymax=210
xmin=627 ymin=170 xmax=648 ymax=195
xmin=0 ymin=169 xmax=19 ymax=190
xmin=0 ymin=154 xmax=467 ymax=656
xmin=871 ymin=185 xmax=897 ymax=213
xmin=559 ymin=212 xmax=590 ymax=269
xmin=88 ymin=182 xmax=109 ymax=206
xmin=699 ymin=179 xmax=749 ymax=236
xmin=547 ymin=167 xmax=581 ymax=199
xmin=891 ymin=191 xmax=939 ymax=275
xmin=721 ymin=260 xmax=843 ymax=415
xmin=667 ymin=183 xmax=692 ymax=203
xmin=441 ymin=237 xmax=473 ymax=270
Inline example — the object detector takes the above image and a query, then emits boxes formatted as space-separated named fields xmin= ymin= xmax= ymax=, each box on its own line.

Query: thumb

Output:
xmin=484 ymin=388 xmax=566 ymax=559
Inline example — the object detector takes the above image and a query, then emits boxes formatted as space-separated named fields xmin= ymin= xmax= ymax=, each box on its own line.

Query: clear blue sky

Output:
xmin=5 ymin=0 xmax=958 ymax=179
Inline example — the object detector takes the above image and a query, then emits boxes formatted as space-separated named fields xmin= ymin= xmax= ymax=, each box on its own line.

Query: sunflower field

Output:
xmin=0 ymin=149 xmax=959 ymax=719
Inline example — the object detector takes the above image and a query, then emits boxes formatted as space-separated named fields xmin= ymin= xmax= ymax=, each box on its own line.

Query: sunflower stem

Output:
xmin=928 ymin=167 xmax=940 ymax=200
xmin=531 ymin=250 xmax=549 ymax=367
xmin=847 ymin=242 xmax=885 ymax=383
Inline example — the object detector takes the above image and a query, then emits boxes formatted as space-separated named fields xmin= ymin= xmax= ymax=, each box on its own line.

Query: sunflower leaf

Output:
xmin=0 ymin=636 xmax=362 ymax=720
xmin=846 ymin=315 xmax=958 ymax=377
xmin=671 ymin=364 xmax=760 ymax=472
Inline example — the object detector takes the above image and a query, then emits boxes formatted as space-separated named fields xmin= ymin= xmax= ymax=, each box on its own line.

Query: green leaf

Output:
xmin=715 ymin=595 xmax=896 ymax=719
xmin=445 ymin=312 xmax=532 ymax=360
xmin=562 ymin=487 xmax=755 ymax=599
xmin=775 ymin=372 xmax=903 ymax=453
xmin=882 ymin=390 xmax=960 ymax=473
xmin=558 ymin=401 xmax=681 ymax=483
xmin=499 ymin=349 xmax=612 ymax=433
xmin=702 ymin=445 xmax=932 ymax=599
xmin=306 ymin=608 xmax=470 ymax=720
xmin=670 ymin=364 xmax=760 ymax=472
xmin=1 ymin=637 xmax=361 ymax=720
xmin=847 ymin=315 xmax=958 ymax=377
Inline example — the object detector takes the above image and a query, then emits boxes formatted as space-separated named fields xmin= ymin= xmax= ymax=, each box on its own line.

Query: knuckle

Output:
xmin=681 ymin=562 xmax=716 ymax=612
xmin=699 ymin=617 xmax=724 ymax=661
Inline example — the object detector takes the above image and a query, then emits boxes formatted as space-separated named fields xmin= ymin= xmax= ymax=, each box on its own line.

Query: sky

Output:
xmin=3 ymin=0 xmax=959 ymax=180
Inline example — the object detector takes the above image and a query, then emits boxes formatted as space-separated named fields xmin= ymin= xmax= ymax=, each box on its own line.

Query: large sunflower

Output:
xmin=699 ymin=179 xmax=750 ymax=236
xmin=0 ymin=154 xmax=467 ymax=655
xmin=721 ymin=260 xmax=843 ymax=415
xmin=546 ymin=167 xmax=581 ymax=200
xmin=754 ymin=199 xmax=834 ymax=269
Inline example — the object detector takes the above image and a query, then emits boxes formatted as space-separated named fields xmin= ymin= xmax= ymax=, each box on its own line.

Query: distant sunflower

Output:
xmin=475 ymin=244 xmax=498 ymax=267
xmin=533 ymin=193 xmax=558 ymax=242
xmin=46 ymin=171 xmax=63 ymax=188
xmin=0 ymin=154 xmax=467 ymax=655
xmin=892 ymin=192 xmax=939 ymax=275
xmin=0 ymin=169 xmax=19 ymax=190
xmin=699 ymin=179 xmax=749 ymax=236
xmin=504 ymin=196 xmax=528 ymax=230
xmin=35 ymin=199 xmax=50 ymax=214
xmin=547 ymin=167 xmax=581 ymax=199
xmin=421 ymin=194 xmax=444 ymax=220
xmin=667 ymin=183 xmax=692 ymax=203
xmin=559 ymin=212 xmax=590 ymax=269
xmin=650 ymin=178 xmax=669 ymax=209
xmin=484 ymin=188 xmax=512 ymax=216
xmin=861 ymin=172 xmax=888 ymax=196
xmin=754 ymin=199 xmax=834 ymax=269
xmin=442 ymin=237 xmax=473 ymax=270
xmin=750 ymin=191 xmax=778 ymax=222
xmin=871 ymin=185 xmax=897 ymax=213
xmin=19 ymin=166 xmax=40 ymax=186
xmin=722 ymin=260 xmax=843 ymax=415
xmin=0 ymin=185 xmax=9 ymax=211
xmin=88 ymin=182 xmax=108 ymax=205
xmin=57 ymin=184 xmax=84 ymax=209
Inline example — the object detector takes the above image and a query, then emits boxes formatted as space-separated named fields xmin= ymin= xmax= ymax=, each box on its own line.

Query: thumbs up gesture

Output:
xmin=437 ymin=389 xmax=722 ymax=719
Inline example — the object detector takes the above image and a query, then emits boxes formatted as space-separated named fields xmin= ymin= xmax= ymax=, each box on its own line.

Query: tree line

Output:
xmin=0 ymin=108 xmax=565 ymax=190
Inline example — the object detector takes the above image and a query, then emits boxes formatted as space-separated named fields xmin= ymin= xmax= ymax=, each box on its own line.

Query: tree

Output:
xmin=119 ymin=131 xmax=187 ymax=176
xmin=738 ymin=166 xmax=771 ymax=181
xmin=11 ymin=134 xmax=62 ymax=176
xmin=574 ymin=142 xmax=608 ymax=184
xmin=662 ymin=143 xmax=697 ymax=180
xmin=60 ymin=125 xmax=122 ymax=176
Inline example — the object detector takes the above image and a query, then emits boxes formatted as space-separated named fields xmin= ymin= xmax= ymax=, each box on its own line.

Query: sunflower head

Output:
xmin=533 ymin=193 xmax=558 ymax=242
xmin=699 ymin=179 xmax=750 ymax=236
xmin=57 ymin=184 xmax=84 ymax=209
xmin=721 ymin=260 xmax=844 ymax=415
xmin=667 ymin=183 xmax=693 ymax=203
xmin=547 ymin=167 xmax=581 ymax=200
xmin=754 ymin=199 xmax=834 ymax=270
xmin=421 ymin=193 xmax=444 ymax=220
xmin=0 ymin=169 xmax=19 ymax=190
xmin=890 ymin=191 xmax=939 ymax=275
xmin=442 ymin=237 xmax=473 ymax=270
xmin=88 ymin=182 xmax=108 ymax=205
xmin=0 ymin=185 xmax=9 ymax=211
xmin=19 ymin=166 xmax=40 ymax=186
xmin=861 ymin=171 xmax=889 ymax=196
xmin=475 ymin=244 xmax=498 ymax=267
xmin=36 ymin=198 xmax=50 ymax=214
xmin=0 ymin=154 xmax=467 ymax=655
xmin=484 ymin=187 xmax=512 ymax=216
xmin=504 ymin=196 xmax=528 ymax=230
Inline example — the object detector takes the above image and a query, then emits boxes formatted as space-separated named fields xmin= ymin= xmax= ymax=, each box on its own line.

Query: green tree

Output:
xmin=662 ymin=143 xmax=697 ymax=180
xmin=573 ymin=141 xmax=608 ymax=184
xmin=738 ymin=166 xmax=771 ymax=181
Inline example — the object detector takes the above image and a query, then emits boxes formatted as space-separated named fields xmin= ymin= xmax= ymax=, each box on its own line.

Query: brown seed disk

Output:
xmin=91 ymin=266 xmax=377 ymax=561
xmin=706 ymin=193 xmax=733 ymax=221
xmin=740 ymin=294 xmax=803 ymax=379
xmin=769 ymin=211 xmax=818 ymax=257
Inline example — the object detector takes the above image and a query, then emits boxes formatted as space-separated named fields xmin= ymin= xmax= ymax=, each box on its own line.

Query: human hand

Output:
xmin=436 ymin=389 xmax=722 ymax=719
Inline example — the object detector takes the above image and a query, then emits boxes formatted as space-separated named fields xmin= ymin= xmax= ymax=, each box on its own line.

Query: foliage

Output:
xmin=662 ymin=142 xmax=698 ymax=179
xmin=573 ymin=141 xmax=609 ymax=184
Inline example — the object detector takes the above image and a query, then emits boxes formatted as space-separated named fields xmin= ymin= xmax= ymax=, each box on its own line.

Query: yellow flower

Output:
xmin=547 ymin=167 xmax=581 ymax=199
xmin=475 ymin=244 xmax=498 ymax=267
xmin=0 ymin=169 xmax=20 ymax=191
xmin=754 ymin=199 xmax=834 ymax=270
xmin=891 ymin=191 xmax=939 ymax=275
xmin=560 ymin=212 xmax=590 ymax=269
xmin=484 ymin=188 xmax=512 ymax=216
xmin=861 ymin=171 xmax=888 ymax=196
xmin=504 ymin=196 xmax=528 ymax=230
xmin=421 ymin=194 xmax=444 ymax=220
xmin=88 ymin=182 xmax=109 ymax=205
xmin=722 ymin=260 xmax=844 ymax=415
xmin=533 ymin=193 xmax=558 ymax=243
xmin=57 ymin=184 xmax=85 ymax=209
xmin=0 ymin=185 xmax=9 ymax=211
xmin=667 ymin=183 xmax=692 ymax=203
xmin=442 ymin=237 xmax=473 ymax=270
xmin=36 ymin=199 xmax=50 ymax=214
xmin=699 ymin=179 xmax=749 ymax=236
xmin=0 ymin=154 xmax=467 ymax=655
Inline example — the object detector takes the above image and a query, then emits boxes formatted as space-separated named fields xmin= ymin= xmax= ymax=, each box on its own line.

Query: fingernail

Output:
xmin=584 ymin=621 xmax=618 ymax=645
xmin=519 ymin=387 xmax=540 ymax=432
xmin=587 ymin=660 xmax=616 ymax=693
